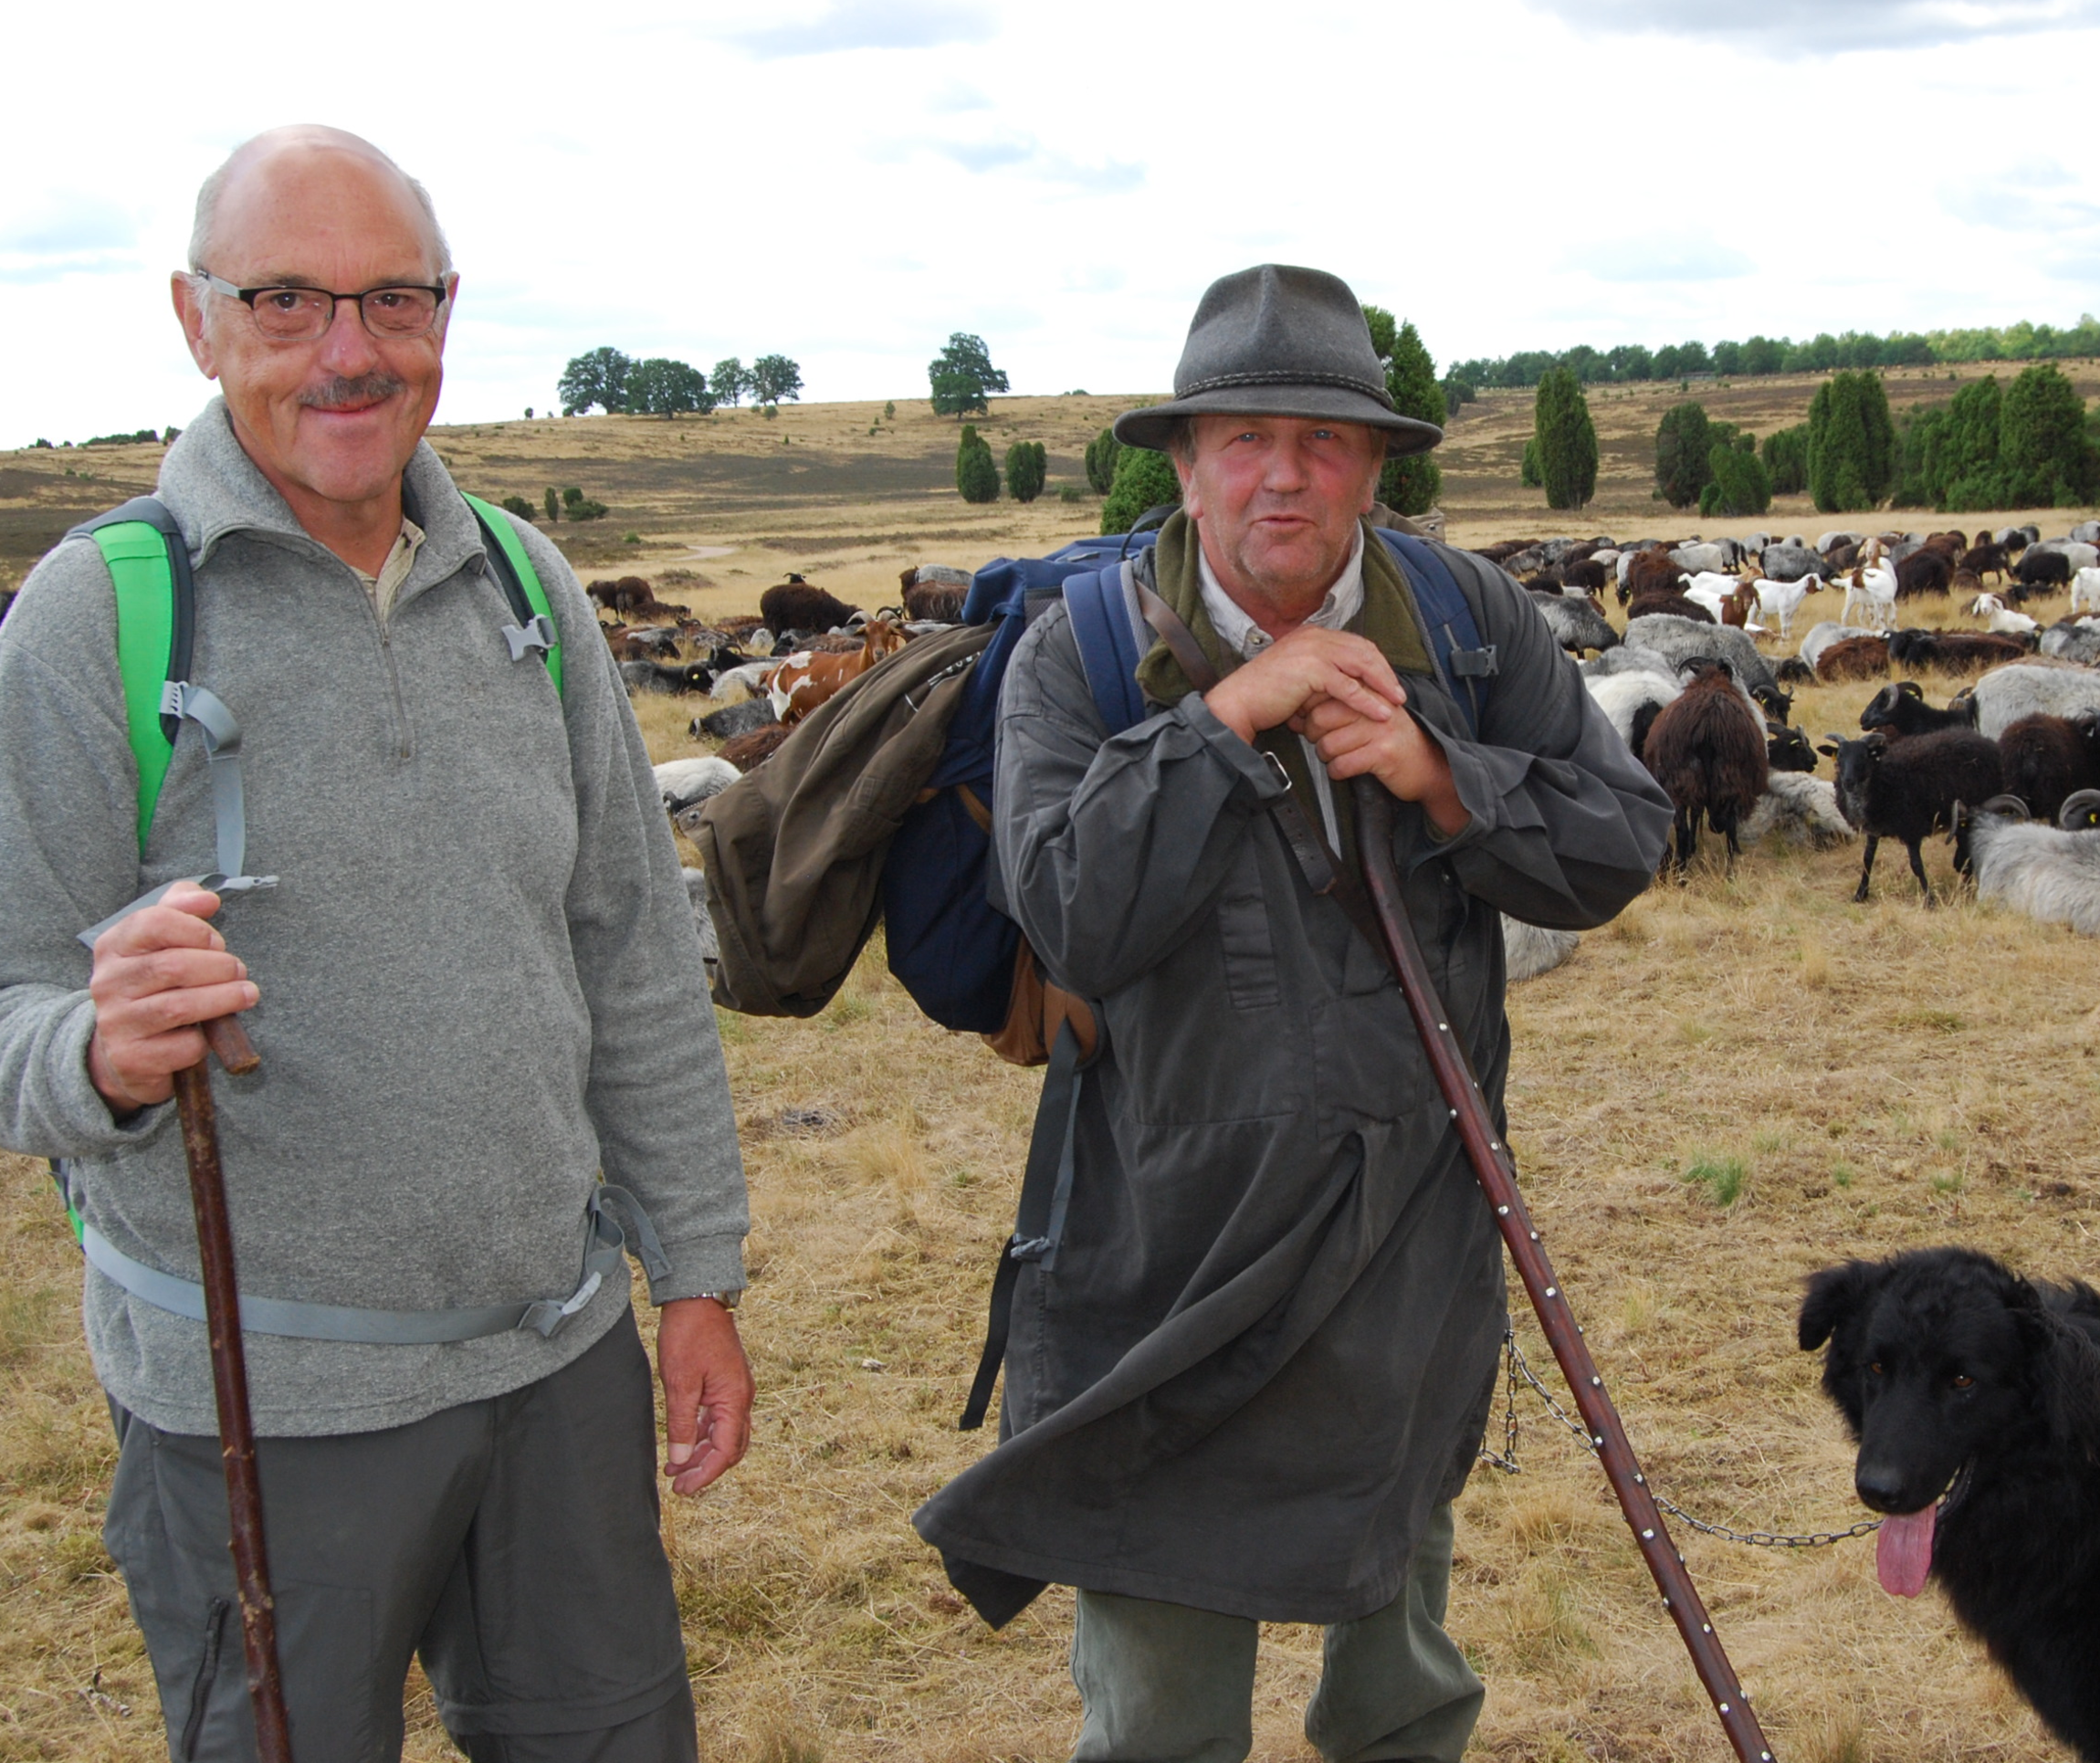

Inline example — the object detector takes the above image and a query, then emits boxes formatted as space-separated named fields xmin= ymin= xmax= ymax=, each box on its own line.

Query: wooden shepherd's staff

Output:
xmin=173 ymin=1013 xmax=293 ymax=1763
xmin=1351 ymin=779 xmax=1777 ymax=1763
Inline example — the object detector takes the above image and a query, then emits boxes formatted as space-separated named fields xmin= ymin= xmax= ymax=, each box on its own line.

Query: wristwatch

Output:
xmin=692 ymin=1290 xmax=741 ymax=1310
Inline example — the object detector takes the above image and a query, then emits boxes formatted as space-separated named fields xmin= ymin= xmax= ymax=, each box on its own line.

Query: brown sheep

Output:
xmin=1627 ymin=591 xmax=1714 ymax=624
xmin=1816 ymin=635 xmax=1893 ymax=681
xmin=1958 ymin=540 xmax=2011 ymax=583
xmin=1621 ymin=547 xmax=1682 ymax=606
xmin=1641 ymin=659 xmax=1770 ymax=876
xmin=760 ymin=575 xmax=861 ymax=635
xmin=903 ymin=580 xmax=969 ymax=622
xmin=719 ymin=723 xmax=792 ymax=771
xmin=1895 ymin=549 xmax=1954 ymax=598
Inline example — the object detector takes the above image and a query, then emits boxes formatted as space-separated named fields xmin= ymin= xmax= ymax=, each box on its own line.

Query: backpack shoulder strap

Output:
xmin=461 ymin=492 xmax=562 ymax=697
xmin=69 ymin=498 xmax=193 ymax=850
xmin=1376 ymin=530 xmax=1496 ymax=740
xmin=1057 ymin=564 xmax=1149 ymax=735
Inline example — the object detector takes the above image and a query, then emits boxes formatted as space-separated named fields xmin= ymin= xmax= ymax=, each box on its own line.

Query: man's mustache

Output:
xmin=300 ymin=373 xmax=407 ymax=410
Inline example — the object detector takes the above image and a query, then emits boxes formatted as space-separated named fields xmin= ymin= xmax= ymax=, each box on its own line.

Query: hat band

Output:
xmin=1176 ymin=368 xmax=1395 ymax=408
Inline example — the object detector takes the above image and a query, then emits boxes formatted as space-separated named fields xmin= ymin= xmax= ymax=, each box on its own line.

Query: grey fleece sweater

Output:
xmin=0 ymin=401 xmax=746 ymax=1437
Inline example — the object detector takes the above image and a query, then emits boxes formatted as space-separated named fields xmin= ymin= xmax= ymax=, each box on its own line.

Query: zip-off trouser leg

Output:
xmin=1068 ymin=1502 xmax=1481 ymax=1763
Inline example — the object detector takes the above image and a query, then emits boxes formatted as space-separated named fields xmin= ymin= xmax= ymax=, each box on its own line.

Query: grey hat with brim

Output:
xmin=1113 ymin=264 xmax=1444 ymax=458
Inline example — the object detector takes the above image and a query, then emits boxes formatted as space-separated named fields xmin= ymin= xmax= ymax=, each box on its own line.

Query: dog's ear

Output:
xmin=1801 ymin=1260 xmax=1881 ymax=1350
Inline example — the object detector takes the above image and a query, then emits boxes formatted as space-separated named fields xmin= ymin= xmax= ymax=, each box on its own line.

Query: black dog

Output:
xmin=1800 ymin=1247 xmax=2100 ymax=1760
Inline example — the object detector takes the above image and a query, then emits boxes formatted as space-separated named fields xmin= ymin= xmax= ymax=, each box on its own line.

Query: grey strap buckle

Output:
xmin=1447 ymin=645 xmax=1498 ymax=679
xmin=78 ymin=677 xmax=279 ymax=948
xmin=1263 ymin=750 xmax=1294 ymax=791
xmin=501 ymin=614 xmax=558 ymax=662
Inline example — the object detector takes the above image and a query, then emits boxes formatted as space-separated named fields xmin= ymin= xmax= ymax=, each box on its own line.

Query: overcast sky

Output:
xmin=6 ymin=0 xmax=2099 ymax=444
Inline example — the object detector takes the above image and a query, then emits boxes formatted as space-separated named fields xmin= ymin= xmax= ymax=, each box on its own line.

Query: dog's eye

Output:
xmin=1951 ymin=1373 xmax=1974 ymax=1390
xmin=1868 ymin=1360 xmax=1884 ymax=1376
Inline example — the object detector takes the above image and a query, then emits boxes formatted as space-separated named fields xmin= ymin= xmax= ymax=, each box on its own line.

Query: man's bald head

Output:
xmin=188 ymin=126 xmax=450 ymax=278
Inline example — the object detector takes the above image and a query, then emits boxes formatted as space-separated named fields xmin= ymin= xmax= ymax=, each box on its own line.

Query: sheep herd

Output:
xmin=1482 ymin=526 xmax=2100 ymax=944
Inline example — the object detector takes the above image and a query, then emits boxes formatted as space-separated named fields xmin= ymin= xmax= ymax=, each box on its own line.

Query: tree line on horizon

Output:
xmin=555 ymin=347 xmax=803 ymax=418
xmin=1446 ymin=315 xmax=2100 ymax=394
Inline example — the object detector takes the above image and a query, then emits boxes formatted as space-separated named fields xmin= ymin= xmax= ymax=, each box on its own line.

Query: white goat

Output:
xmin=1749 ymin=573 xmax=1824 ymax=639
xmin=1841 ymin=563 xmax=1898 ymax=627
xmin=1969 ymin=593 xmax=2040 ymax=635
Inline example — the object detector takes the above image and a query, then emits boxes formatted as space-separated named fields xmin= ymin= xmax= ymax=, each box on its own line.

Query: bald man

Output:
xmin=0 ymin=128 xmax=747 ymax=1760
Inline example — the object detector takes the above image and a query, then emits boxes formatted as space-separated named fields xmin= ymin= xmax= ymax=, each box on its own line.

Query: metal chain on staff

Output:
xmin=1478 ymin=1329 xmax=1884 ymax=1550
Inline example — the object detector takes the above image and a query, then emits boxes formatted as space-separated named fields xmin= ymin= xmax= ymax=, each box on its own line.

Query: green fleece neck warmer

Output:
xmin=1132 ymin=512 xmax=1433 ymax=710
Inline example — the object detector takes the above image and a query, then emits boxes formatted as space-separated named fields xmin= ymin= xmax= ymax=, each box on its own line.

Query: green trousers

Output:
xmin=1069 ymin=1503 xmax=1483 ymax=1763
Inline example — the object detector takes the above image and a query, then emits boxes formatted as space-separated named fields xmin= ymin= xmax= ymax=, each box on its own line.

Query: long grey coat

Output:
xmin=914 ymin=540 xmax=1671 ymax=1624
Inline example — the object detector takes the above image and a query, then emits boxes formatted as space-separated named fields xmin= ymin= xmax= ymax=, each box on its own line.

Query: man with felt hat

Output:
xmin=914 ymin=265 xmax=1671 ymax=1762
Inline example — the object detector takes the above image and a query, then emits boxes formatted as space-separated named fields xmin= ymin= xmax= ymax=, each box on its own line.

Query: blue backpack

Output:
xmin=879 ymin=523 xmax=1498 ymax=1040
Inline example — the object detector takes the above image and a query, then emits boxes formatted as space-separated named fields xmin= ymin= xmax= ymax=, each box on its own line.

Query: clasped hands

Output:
xmin=1203 ymin=626 xmax=1470 ymax=837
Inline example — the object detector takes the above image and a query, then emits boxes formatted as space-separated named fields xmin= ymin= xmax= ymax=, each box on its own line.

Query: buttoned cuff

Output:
xmin=645 ymin=1232 xmax=748 ymax=1307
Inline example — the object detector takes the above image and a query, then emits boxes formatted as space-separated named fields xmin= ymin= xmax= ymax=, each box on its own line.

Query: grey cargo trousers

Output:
xmin=1069 ymin=1503 xmax=1483 ymax=1763
xmin=104 ymin=1308 xmax=697 ymax=1763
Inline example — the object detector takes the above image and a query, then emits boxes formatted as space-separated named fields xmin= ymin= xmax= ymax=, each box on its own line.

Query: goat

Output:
xmin=1748 ymin=574 xmax=1823 ymax=639
xmin=1641 ymin=660 xmax=1770 ymax=877
xmin=1842 ymin=562 xmax=1899 ymax=627
xmin=766 ymin=615 xmax=908 ymax=724
xmin=1964 ymin=662 xmax=2100 ymax=739
xmin=1969 ymin=593 xmax=2041 ymax=636
xmin=1817 ymin=729 xmax=2004 ymax=904
xmin=760 ymin=576 xmax=861 ymax=635
xmin=1966 ymin=792 xmax=2100 ymax=935
xmin=1997 ymin=714 xmax=2100 ymax=825
xmin=1859 ymin=680 xmax=1978 ymax=739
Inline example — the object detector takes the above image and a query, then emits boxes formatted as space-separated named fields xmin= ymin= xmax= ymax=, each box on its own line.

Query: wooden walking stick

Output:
xmin=1351 ymin=780 xmax=1776 ymax=1763
xmin=173 ymin=1012 xmax=293 ymax=1763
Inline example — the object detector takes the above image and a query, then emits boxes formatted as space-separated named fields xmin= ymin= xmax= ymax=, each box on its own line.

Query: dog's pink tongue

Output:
xmin=1876 ymin=1505 xmax=1935 ymax=1597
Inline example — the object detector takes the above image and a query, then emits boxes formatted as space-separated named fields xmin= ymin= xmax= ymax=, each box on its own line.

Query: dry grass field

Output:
xmin=4 ymin=373 xmax=2099 ymax=1762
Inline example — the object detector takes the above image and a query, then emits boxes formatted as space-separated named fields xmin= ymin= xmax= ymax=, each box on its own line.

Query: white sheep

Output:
xmin=1961 ymin=663 xmax=2100 ymax=739
xmin=1741 ymin=772 xmax=1853 ymax=848
xmin=653 ymin=756 xmax=741 ymax=813
xmin=1502 ymin=917 xmax=1580 ymax=982
xmin=2070 ymin=565 xmax=2100 ymax=615
xmin=1583 ymin=667 xmax=1681 ymax=750
xmin=1968 ymin=794 xmax=2100 ymax=936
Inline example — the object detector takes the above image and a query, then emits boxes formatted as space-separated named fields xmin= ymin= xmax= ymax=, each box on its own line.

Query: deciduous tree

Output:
xmin=750 ymin=354 xmax=803 ymax=407
xmin=558 ymin=346 xmax=634 ymax=415
xmin=929 ymin=332 xmax=1010 ymax=419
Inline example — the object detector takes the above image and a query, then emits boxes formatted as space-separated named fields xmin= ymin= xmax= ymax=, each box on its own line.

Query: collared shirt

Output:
xmin=1195 ymin=522 xmax=1368 ymax=851
xmin=352 ymin=516 xmax=427 ymax=624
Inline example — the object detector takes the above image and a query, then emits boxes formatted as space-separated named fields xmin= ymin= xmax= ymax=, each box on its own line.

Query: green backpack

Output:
xmin=75 ymin=489 xmax=561 ymax=862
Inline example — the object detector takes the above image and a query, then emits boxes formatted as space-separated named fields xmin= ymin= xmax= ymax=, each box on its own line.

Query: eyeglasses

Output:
xmin=201 ymin=272 xmax=449 ymax=342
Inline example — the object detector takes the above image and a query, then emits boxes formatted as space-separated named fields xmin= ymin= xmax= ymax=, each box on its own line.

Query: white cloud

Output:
xmin=1518 ymin=0 xmax=2100 ymax=51
xmin=710 ymin=0 xmax=995 ymax=58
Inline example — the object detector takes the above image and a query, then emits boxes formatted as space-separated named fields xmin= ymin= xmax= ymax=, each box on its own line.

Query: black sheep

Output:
xmin=1641 ymin=660 xmax=1770 ymax=877
xmin=759 ymin=577 xmax=861 ymax=635
xmin=1817 ymin=728 xmax=2004 ymax=904
xmin=1766 ymin=722 xmax=1817 ymax=772
xmin=1858 ymin=679 xmax=1978 ymax=739
xmin=1998 ymin=713 xmax=2100 ymax=825
xmin=1886 ymin=628 xmax=2032 ymax=672
xmin=2015 ymin=548 xmax=2072 ymax=595
xmin=1895 ymin=549 xmax=1953 ymax=598
xmin=617 ymin=658 xmax=713 ymax=696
